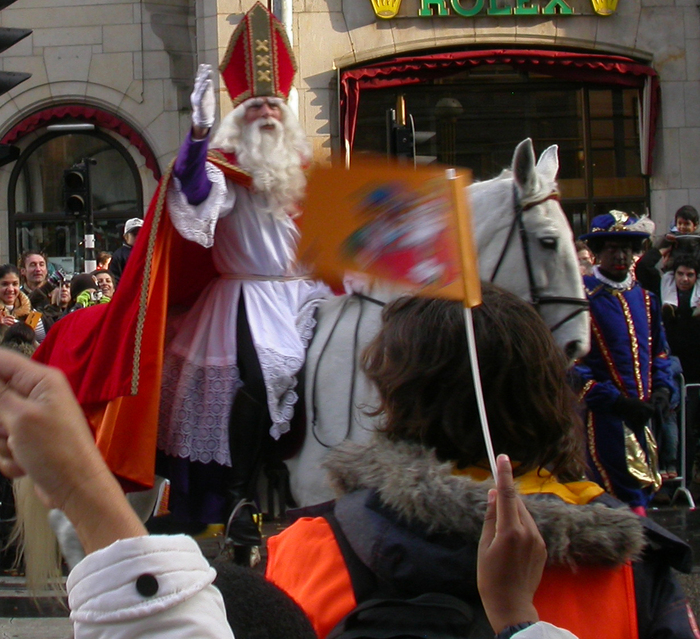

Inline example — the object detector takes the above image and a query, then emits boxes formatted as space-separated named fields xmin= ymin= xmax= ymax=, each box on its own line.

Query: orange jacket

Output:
xmin=267 ymin=516 xmax=638 ymax=639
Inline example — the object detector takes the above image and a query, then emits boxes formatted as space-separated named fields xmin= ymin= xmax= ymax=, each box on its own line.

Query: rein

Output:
xmin=310 ymin=292 xmax=385 ymax=449
xmin=489 ymin=186 xmax=589 ymax=333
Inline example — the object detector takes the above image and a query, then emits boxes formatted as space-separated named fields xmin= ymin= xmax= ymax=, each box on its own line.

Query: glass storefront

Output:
xmin=353 ymin=64 xmax=648 ymax=236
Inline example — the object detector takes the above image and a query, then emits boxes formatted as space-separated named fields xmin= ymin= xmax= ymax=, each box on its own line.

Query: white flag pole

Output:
xmin=446 ymin=167 xmax=497 ymax=479
xmin=464 ymin=303 xmax=498 ymax=478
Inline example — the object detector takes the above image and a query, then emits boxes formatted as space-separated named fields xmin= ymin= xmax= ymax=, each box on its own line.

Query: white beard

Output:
xmin=212 ymin=103 xmax=310 ymax=220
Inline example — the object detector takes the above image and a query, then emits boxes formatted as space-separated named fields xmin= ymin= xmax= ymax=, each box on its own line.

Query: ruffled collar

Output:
xmin=592 ymin=265 xmax=635 ymax=290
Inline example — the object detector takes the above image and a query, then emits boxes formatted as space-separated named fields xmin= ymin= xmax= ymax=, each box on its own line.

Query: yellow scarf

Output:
xmin=453 ymin=465 xmax=604 ymax=505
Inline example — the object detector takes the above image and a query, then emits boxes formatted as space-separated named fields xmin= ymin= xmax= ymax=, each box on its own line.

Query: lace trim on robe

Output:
xmin=166 ymin=163 xmax=228 ymax=249
xmin=158 ymin=352 xmax=242 ymax=466
xmin=158 ymin=291 xmax=324 ymax=461
xmin=259 ymin=295 xmax=322 ymax=439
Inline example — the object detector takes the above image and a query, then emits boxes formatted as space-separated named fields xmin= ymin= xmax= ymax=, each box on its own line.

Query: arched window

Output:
xmin=9 ymin=129 xmax=144 ymax=272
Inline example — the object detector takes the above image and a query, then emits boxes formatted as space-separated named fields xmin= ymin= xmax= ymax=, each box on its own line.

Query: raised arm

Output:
xmin=478 ymin=455 xmax=577 ymax=639
xmin=174 ymin=63 xmax=217 ymax=206
xmin=0 ymin=350 xmax=234 ymax=639
xmin=478 ymin=454 xmax=544 ymax=634
xmin=0 ymin=350 xmax=145 ymax=553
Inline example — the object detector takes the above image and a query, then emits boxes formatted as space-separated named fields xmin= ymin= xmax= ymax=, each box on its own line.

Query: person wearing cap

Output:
xmin=109 ymin=217 xmax=143 ymax=281
xmin=576 ymin=211 xmax=675 ymax=513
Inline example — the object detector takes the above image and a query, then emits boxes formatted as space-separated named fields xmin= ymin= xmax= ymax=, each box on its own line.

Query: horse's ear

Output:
xmin=536 ymin=145 xmax=559 ymax=183
xmin=512 ymin=138 xmax=537 ymax=196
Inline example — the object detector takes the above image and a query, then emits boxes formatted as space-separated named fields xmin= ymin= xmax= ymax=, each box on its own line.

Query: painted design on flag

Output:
xmin=342 ymin=178 xmax=460 ymax=289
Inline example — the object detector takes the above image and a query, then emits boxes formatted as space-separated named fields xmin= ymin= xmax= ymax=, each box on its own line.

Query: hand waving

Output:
xmin=191 ymin=63 xmax=216 ymax=132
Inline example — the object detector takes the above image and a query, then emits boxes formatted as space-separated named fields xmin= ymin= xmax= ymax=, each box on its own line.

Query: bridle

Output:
xmin=310 ymin=292 xmax=383 ymax=448
xmin=310 ymin=186 xmax=590 ymax=446
xmin=488 ymin=185 xmax=589 ymax=333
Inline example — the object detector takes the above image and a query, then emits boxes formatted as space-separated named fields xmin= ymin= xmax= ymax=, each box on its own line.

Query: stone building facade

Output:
xmin=0 ymin=0 xmax=697 ymax=266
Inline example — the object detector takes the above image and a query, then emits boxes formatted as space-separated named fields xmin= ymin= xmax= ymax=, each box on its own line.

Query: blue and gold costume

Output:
xmin=576 ymin=269 xmax=674 ymax=507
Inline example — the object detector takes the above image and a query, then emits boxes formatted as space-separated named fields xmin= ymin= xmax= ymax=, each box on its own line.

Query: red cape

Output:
xmin=34 ymin=152 xmax=253 ymax=489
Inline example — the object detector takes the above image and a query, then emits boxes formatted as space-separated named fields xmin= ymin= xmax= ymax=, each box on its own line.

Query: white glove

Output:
xmin=191 ymin=64 xmax=216 ymax=130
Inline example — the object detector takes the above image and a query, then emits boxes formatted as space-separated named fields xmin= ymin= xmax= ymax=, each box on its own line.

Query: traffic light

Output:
xmin=0 ymin=21 xmax=32 ymax=96
xmin=63 ymin=163 xmax=90 ymax=217
xmin=385 ymin=94 xmax=437 ymax=165
xmin=390 ymin=122 xmax=414 ymax=159
xmin=0 ymin=2 xmax=32 ymax=168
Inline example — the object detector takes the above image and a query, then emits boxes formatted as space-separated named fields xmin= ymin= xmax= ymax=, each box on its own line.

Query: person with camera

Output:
xmin=15 ymin=251 xmax=69 ymax=342
xmin=66 ymin=273 xmax=109 ymax=312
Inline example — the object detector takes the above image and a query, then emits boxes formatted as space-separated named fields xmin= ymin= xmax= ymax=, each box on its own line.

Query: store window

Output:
xmin=345 ymin=51 xmax=655 ymax=236
xmin=9 ymin=129 xmax=143 ymax=272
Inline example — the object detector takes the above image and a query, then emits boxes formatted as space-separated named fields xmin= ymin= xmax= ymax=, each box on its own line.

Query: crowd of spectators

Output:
xmin=0 ymin=218 xmax=138 ymax=350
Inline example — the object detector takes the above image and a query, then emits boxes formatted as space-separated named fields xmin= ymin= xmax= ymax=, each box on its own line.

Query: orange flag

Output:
xmin=299 ymin=157 xmax=482 ymax=308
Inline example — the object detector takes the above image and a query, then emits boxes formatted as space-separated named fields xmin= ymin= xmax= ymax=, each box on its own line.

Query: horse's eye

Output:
xmin=539 ymin=237 xmax=558 ymax=250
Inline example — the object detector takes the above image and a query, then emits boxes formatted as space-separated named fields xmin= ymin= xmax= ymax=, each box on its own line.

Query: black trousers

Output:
xmin=226 ymin=294 xmax=270 ymax=503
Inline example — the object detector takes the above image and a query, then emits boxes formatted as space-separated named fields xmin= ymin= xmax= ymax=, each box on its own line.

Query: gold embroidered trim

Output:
xmin=578 ymin=379 xmax=595 ymax=402
xmin=131 ymin=160 xmax=174 ymax=395
xmin=644 ymin=291 xmax=653 ymax=397
xmin=615 ymin=290 xmax=644 ymax=399
xmin=586 ymin=411 xmax=616 ymax=496
xmin=249 ymin=6 xmax=272 ymax=98
xmin=591 ymin=316 xmax=627 ymax=395
xmin=585 ymin=282 xmax=605 ymax=297
xmin=207 ymin=150 xmax=252 ymax=181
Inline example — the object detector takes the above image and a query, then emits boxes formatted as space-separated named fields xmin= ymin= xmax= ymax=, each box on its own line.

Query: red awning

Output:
xmin=1 ymin=105 xmax=161 ymax=180
xmin=341 ymin=49 xmax=659 ymax=174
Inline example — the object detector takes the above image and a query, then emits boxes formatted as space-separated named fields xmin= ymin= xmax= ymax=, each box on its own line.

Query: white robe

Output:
xmin=157 ymin=162 xmax=330 ymax=466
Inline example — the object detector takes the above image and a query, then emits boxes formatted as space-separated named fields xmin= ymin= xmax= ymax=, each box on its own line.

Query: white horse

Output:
xmin=286 ymin=138 xmax=591 ymax=507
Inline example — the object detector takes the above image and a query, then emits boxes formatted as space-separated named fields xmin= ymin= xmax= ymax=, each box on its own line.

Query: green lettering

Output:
xmin=542 ymin=0 xmax=573 ymax=13
xmin=514 ymin=0 xmax=539 ymax=14
xmin=419 ymin=0 xmax=450 ymax=15
xmin=451 ymin=0 xmax=484 ymax=15
xmin=487 ymin=0 xmax=512 ymax=15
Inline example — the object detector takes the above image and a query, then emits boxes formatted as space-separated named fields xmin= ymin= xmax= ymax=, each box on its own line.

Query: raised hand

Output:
xmin=477 ymin=454 xmax=547 ymax=634
xmin=0 ymin=350 xmax=145 ymax=554
xmin=191 ymin=63 xmax=216 ymax=134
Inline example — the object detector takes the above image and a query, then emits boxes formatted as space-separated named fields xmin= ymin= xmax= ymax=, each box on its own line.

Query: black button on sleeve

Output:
xmin=135 ymin=573 xmax=159 ymax=597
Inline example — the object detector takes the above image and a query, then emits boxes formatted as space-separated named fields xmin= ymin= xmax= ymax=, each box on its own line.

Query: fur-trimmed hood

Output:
xmin=324 ymin=438 xmax=646 ymax=568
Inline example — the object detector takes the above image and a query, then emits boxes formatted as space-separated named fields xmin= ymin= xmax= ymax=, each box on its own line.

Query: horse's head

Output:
xmin=470 ymin=139 xmax=590 ymax=361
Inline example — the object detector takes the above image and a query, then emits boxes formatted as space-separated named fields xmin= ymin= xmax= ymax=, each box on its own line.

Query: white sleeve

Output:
xmin=514 ymin=622 xmax=578 ymax=639
xmin=166 ymin=162 xmax=235 ymax=248
xmin=67 ymin=534 xmax=234 ymax=639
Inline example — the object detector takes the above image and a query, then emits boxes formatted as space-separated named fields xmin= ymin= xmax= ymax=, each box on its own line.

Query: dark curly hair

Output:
xmin=0 ymin=264 xmax=20 ymax=280
xmin=362 ymin=283 xmax=585 ymax=480
xmin=671 ymin=253 xmax=698 ymax=274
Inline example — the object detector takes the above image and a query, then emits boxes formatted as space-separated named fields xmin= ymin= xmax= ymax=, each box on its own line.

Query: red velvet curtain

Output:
xmin=341 ymin=49 xmax=660 ymax=174
xmin=1 ymin=105 xmax=162 ymax=179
